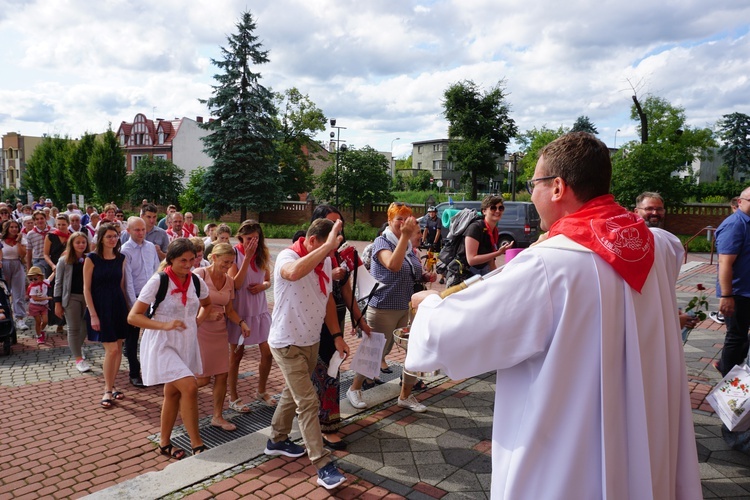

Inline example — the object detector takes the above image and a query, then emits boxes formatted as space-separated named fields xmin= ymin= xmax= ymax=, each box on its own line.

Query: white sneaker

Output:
xmin=346 ymin=388 xmax=367 ymax=409
xmin=76 ymin=359 xmax=92 ymax=373
xmin=398 ymin=394 xmax=427 ymax=413
xmin=15 ymin=319 xmax=28 ymax=330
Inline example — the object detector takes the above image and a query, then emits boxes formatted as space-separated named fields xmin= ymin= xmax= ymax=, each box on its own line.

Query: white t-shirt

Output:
xmin=268 ymin=248 xmax=332 ymax=348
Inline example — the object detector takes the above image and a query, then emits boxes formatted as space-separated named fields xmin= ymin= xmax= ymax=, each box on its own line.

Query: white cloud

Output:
xmin=0 ymin=0 xmax=749 ymax=153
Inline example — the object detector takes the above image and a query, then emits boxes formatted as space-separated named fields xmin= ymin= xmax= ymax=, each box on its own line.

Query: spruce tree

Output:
xmin=200 ymin=10 xmax=282 ymax=220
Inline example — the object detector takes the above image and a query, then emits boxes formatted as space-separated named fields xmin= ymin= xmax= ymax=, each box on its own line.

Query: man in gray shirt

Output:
xmin=121 ymin=203 xmax=169 ymax=261
xmin=121 ymin=217 xmax=160 ymax=387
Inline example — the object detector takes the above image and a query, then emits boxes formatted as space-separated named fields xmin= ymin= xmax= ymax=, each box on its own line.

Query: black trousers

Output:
xmin=124 ymin=324 xmax=141 ymax=378
xmin=718 ymin=295 xmax=750 ymax=376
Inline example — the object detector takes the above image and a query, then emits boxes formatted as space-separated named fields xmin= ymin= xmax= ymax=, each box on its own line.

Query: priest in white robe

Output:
xmin=406 ymin=132 xmax=702 ymax=500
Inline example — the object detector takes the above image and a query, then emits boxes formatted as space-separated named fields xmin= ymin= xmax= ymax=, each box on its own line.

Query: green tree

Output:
xmin=274 ymin=87 xmax=326 ymax=197
xmin=199 ymin=11 xmax=282 ymax=220
xmin=179 ymin=167 xmax=207 ymax=214
xmin=443 ymin=80 xmax=517 ymax=199
xmin=314 ymin=146 xmax=393 ymax=221
xmin=67 ymin=132 xmax=96 ymax=200
xmin=517 ymin=125 xmax=568 ymax=179
xmin=612 ymin=96 xmax=716 ymax=207
xmin=570 ymin=115 xmax=598 ymax=135
xmin=404 ymin=170 xmax=432 ymax=191
xmin=717 ymin=112 xmax=750 ymax=178
xmin=395 ymin=155 xmax=412 ymax=170
xmin=22 ymin=134 xmax=72 ymax=204
xmin=127 ymin=156 xmax=185 ymax=206
xmin=89 ymin=128 xmax=127 ymax=205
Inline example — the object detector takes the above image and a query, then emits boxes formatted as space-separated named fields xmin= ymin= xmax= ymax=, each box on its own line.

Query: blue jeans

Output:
xmin=718 ymin=295 xmax=750 ymax=376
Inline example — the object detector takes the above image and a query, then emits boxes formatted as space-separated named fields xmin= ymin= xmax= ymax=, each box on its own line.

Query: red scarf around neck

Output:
xmin=289 ymin=237 xmax=329 ymax=295
xmin=51 ymin=229 xmax=70 ymax=241
xmin=235 ymin=243 xmax=258 ymax=271
xmin=484 ymin=219 xmax=499 ymax=251
xmin=547 ymin=194 xmax=654 ymax=293
xmin=164 ymin=265 xmax=191 ymax=305
xmin=33 ymin=225 xmax=49 ymax=235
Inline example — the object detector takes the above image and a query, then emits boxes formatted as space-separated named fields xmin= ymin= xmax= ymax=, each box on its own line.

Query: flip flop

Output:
xmin=211 ymin=420 xmax=237 ymax=431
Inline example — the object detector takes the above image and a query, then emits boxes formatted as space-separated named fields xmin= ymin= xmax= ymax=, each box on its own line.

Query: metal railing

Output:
xmin=683 ymin=225 xmax=716 ymax=264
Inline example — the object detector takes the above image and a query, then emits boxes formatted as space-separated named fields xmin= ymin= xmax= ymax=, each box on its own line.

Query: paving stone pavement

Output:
xmin=2 ymin=250 xmax=750 ymax=499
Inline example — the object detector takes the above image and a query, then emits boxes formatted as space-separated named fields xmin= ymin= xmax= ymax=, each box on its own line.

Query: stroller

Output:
xmin=0 ymin=278 xmax=17 ymax=355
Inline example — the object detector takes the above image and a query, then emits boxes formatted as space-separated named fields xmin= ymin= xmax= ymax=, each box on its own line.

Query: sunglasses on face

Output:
xmin=489 ymin=205 xmax=505 ymax=212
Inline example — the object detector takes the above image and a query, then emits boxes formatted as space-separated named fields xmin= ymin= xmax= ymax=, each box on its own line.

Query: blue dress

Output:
xmin=85 ymin=252 xmax=128 ymax=343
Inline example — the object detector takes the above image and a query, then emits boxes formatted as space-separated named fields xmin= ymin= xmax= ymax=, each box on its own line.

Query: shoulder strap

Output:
xmin=191 ymin=273 xmax=201 ymax=296
xmin=147 ymin=272 xmax=169 ymax=318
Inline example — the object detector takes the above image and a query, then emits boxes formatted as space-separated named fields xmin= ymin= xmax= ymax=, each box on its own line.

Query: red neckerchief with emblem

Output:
xmin=289 ymin=237 xmax=329 ymax=295
xmin=484 ymin=219 xmax=499 ymax=251
xmin=547 ymin=194 xmax=654 ymax=293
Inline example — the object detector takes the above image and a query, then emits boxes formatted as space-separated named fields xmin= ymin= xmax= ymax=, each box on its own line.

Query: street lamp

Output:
xmin=330 ymin=119 xmax=347 ymax=206
xmin=390 ymin=137 xmax=400 ymax=177
xmin=614 ymin=129 xmax=621 ymax=148
xmin=506 ymin=152 xmax=524 ymax=201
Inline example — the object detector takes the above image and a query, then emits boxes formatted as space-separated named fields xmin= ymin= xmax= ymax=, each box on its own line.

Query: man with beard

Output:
xmin=634 ymin=192 xmax=666 ymax=228
xmin=634 ymin=192 xmax=697 ymax=330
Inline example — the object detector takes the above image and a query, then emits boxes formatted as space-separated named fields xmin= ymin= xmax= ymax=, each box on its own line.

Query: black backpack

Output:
xmin=435 ymin=208 xmax=483 ymax=282
xmin=146 ymin=272 xmax=201 ymax=318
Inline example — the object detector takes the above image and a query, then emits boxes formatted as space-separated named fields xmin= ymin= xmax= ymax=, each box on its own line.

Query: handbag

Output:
xmin=706 ymin=363 xmax=750 ymax=432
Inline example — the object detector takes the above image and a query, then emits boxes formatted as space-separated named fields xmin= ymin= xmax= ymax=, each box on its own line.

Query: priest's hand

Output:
xmin=410 ymin=289 xmax=440 ymax=313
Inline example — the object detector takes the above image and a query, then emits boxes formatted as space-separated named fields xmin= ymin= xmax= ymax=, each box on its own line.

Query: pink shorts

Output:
xmin=28 ymin=303 xmax=48 ymax=318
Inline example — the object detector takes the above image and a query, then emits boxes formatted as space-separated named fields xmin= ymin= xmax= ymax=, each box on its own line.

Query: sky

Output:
xmin=1 ymin=0 xmax=749 ymax=160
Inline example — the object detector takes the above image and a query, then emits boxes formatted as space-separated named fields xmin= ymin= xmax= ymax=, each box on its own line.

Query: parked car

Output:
xmin=418 ymin=200 xmax=541 ymax=248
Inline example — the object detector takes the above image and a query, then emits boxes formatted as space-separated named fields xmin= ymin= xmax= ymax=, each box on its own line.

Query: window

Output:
xmin=433 ymin=160 xmax=441 ymax=170
xmin=154 ymin=154 xmax=167 ymax=161
xmin=119 ymin=132 xmax=125 ymax=146
xmin=417 ymin=146 xmax=423 ymax=153
xmin=433 ymin=144 xmax=441 ymax=152
xmin=417 ymin=162 xmax=422 ymax=169
xmin=132 ymin=155 xmax=144 ymax=170
xmin=158 ymin=130 xmax=164 ymax=144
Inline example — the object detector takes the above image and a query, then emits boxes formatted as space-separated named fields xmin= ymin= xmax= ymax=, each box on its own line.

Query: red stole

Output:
xmin=289 ymin=237 xmax=329 ymax=295
xmin=547 ymin=194 xmax=654 ymax=293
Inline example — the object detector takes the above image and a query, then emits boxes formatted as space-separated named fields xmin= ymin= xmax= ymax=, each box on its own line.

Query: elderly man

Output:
xmin=407 ymin=133 xmax=701 ymax=499
xmin=121 ymin=217 xmax=160 ymax=387
xmin=121 ymin=203 xmax=169 ymax=261
xmin=715 ymin=186 xmax=750 ymax=376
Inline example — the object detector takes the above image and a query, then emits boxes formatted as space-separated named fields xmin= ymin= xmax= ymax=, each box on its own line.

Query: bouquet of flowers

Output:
xmin=682 ymin=283 xmax=709 ymax=343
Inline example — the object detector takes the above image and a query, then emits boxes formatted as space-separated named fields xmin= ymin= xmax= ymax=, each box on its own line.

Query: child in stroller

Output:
xmin=0 ymin=278 xmax=17 ymax=355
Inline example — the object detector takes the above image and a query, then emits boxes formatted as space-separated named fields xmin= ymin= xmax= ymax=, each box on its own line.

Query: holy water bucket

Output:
xmin=393 ymin=327 xmax=442 ymax=378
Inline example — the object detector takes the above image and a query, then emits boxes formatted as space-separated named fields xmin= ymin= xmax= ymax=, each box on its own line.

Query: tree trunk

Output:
xmin=471 ymin=172 xmax=478 ymax=200
xmin=632 ymin=95 xmax=648 ymax=144
xmin=240 ymin=205 xmax=247 ymax=222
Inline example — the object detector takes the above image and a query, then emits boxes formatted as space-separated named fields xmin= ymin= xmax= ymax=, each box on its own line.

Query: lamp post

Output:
xmin=330 ymin=119 xmax=347 ymax=206
xmin=614 ymin=128 xmax=621 ymax=148
xmin=390 ymin=137 xmax=400 ymax=177
xmin=506 ymin=152 xmax=524 ymax=201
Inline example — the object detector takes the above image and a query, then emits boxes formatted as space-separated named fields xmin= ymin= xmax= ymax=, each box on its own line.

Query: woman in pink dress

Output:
xmin=227 ymin=220 xmax=273 ymax=412
xmin=194 ymin=243 xmax=251 ymax=431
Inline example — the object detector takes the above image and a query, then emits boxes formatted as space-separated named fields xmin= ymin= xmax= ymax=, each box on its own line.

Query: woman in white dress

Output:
xmin=127 ymin=238 xmax=211 ymax=460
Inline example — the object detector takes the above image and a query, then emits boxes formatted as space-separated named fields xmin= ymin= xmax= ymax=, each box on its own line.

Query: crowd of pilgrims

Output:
xmin=2 ymin=198 xmax=436 ymax=459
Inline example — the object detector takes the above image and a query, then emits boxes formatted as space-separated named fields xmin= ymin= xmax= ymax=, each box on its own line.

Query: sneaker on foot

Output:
xmin=398 ymin=394 xmax=427 ymax=412
xmin=708 ymin=311 xmax=725 ymax=325
xmin=76 ymin=359 xmax=92 ymax=373
xmin=37 ymin=334 xmax=46 ymax=344
xmin=15 ymin=319 xmax=28 ymax=330
xmin=264 ymin=438 xmax=306 ymax=458
xmin=317 ymin=462 xmax=346 ymax=490
xmin=346 ymin=388 xmax=367 ymax=409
